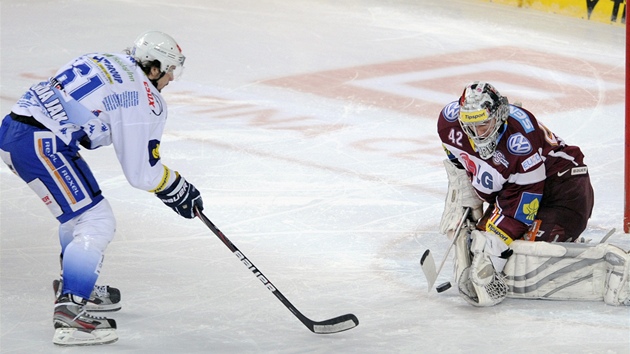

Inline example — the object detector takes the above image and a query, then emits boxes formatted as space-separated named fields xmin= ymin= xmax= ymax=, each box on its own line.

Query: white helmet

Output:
xmin=458 ymin=81 xmax=509 ymax=160
xmin=132 ymin=31 xmax=186 ymax=79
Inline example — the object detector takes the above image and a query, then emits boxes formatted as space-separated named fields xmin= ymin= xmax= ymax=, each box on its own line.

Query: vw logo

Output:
xmin=507 ymin=133 xmax=532 ymax=155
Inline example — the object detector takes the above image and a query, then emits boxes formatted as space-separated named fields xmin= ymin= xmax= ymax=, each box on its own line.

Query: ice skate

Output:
xmin=53 ymin=294 xmax=118 ymax=346
xmin=53 ymin=279 xmax=121 ymax=312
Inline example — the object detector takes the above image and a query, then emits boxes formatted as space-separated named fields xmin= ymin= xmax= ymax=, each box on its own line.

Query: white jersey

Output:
xmin=11 ymin=52 xmax=177 ymax=193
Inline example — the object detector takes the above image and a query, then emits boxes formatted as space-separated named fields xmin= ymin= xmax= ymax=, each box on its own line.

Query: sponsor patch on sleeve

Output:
xmin=442 ymin=101 xmax=459 ymax=122
xmin=515 ymin=192 xmax=541 ymax=225
xmin=521 ymin=152 xmax=542 ymax=171
xmin=486 ymin=220 xmax=513 ymax=245
xmin=148 ymin=139 xmax=161 ymax=167
xmin=507 ymin=133 xmax=532 ymax=156
xmin=571 ymin=166 xmax=588 ymax=175
xmin=509 ymin=106 xmax=535 ymax=133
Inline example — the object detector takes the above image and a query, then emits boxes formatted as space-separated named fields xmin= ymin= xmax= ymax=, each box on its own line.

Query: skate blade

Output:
xmin=53 ymin=328 xmax=118 ymax=346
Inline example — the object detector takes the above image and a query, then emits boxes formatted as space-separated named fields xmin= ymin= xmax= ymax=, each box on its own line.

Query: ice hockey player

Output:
xmin=0 ymin=31 xmax=204 ymax=345
xmin=436 ymin=81 xmax=629 ymax=307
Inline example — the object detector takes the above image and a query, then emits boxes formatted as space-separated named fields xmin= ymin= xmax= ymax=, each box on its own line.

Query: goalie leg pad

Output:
xmin=453 ymin=221 xmax=472 ymax=285
xmin=504 ymin=241 xmax=630 ymax=305
xmin=603 ymin=245 xmax=630 ymax=306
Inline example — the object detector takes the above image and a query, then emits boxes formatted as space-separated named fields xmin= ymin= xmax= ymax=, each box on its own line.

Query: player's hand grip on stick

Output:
xmin=194 ymin=206 xmax=359 ymax=334
xmin=155 ymin=175 xmax=203 ymax=219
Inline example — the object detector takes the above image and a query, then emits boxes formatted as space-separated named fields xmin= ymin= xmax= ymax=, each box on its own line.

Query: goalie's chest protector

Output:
xmin=437 ymin=101 xmax=547 ymax=204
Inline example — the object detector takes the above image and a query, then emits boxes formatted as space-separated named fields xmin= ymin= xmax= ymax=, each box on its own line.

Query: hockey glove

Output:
xmin=459 ymin=230 xmax=509 ymax=307
xmin=156 ymin=175 xmax=203 ymax=219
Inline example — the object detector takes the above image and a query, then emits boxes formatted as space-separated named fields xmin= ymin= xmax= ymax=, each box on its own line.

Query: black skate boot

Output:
xmin=52 ymin=294 xmax=118 ymax=346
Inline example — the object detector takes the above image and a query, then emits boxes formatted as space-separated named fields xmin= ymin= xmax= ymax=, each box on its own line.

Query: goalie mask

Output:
xmin=458 ymin=82 xmax=509 ymax=160
xmin=132 ymin=31 xmax=186 ymax=80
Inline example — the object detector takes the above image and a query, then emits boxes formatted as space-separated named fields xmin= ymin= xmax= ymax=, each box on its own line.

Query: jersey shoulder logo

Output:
xmin=509 ymin=106 xmax=535 ymax=133
xmin=507 ymin=133 xmax=532 ymax=155
xmin=442 ymin=101 xmax=459 ymax=122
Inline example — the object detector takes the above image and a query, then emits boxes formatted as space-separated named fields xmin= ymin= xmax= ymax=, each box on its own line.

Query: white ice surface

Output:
xmin=1 ymin=0 xmax=628 ymax=353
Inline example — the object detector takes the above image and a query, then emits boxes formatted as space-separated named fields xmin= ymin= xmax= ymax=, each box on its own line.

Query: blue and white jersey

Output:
xmin=11 ymin=53 xmax=177 ymax=193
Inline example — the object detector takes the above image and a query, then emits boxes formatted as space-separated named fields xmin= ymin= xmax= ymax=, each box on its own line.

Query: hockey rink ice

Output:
xmin=1 ymin=0 xmax=628 ymax=352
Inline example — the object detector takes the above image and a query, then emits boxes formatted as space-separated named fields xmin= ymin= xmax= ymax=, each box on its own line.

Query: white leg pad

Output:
xmin=603 ymin=245 xmax=630 ymax=306
xmin=504 ymin=240 xmax=630 ymax=305
xmin=453 ymin=221 xmax=473 ymax=285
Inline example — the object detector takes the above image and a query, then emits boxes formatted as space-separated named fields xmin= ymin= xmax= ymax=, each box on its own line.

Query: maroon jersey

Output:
xmin=437 ymin=101 xmax=588 ymax=242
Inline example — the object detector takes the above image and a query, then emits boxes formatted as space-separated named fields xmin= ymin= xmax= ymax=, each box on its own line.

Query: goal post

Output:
xmin=625 ymin=5 xmax=629 ymax=233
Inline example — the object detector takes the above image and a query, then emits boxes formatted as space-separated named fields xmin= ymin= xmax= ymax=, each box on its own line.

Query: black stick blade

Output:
xmin=196 ymin=207 xmax=359 ymax=334
xmin=311 ymin=314 xmax=359 ymax=334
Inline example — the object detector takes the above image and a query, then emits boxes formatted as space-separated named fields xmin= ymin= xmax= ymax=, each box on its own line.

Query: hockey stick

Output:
xmin=599 ymin=228 xmax=616 ymax=243
xmin=420 ymin=207 xmax=471 ymax=292
xmin=194 ymin=207 xmax=359 ymax=334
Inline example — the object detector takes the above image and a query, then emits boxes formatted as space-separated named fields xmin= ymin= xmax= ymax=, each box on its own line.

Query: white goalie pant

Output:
xmin=503 ymin=240 xmax=630 ymax=306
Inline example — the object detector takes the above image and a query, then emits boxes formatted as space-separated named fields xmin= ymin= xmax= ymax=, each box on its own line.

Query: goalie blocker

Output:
xmin=456 ymin=226 xmax=630 ymax=306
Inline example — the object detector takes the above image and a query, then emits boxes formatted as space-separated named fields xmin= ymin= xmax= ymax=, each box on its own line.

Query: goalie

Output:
xmin=436 ymin=81 xmax=629 ymax=307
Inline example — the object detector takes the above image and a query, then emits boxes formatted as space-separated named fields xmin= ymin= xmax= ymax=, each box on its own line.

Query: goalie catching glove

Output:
xmin=458 ymin=230 xmax=511 ymax=307
xmin=439 ymin=159 xmax=483 ymax=236
xmin=156 ymin=174 xmax=203 ymax=219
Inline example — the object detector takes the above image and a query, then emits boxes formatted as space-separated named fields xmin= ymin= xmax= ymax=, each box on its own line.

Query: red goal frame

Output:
xmin=624 ymin=6 xmax=629 ymax=233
